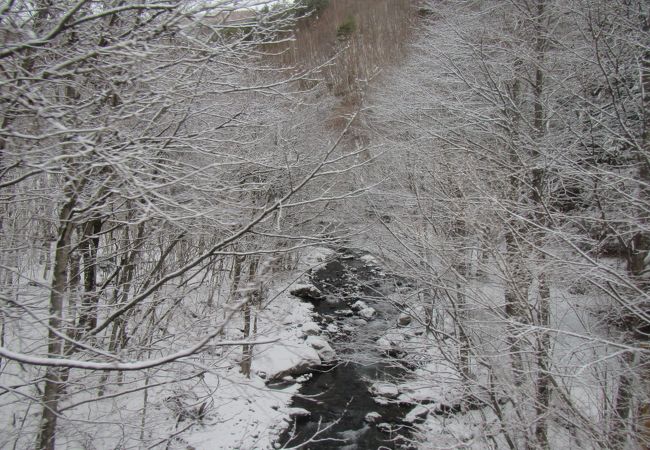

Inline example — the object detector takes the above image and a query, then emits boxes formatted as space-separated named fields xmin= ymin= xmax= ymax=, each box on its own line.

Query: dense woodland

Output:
xmin=0 ymin=0 xmax=649 ymax=449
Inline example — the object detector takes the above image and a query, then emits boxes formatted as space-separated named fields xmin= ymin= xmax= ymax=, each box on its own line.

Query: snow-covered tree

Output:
xmin=364 ymin=0 xmax=650 ymax=447
xmin=0 ymin=1 xmax=368 ymax=448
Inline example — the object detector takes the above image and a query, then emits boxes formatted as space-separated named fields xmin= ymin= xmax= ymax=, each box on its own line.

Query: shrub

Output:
xmin=336 ymin=14 xmax=356 ymax=39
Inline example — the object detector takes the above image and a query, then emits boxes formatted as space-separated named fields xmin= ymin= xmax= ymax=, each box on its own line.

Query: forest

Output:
xmin=0 ymin=0 xmax=649 ymax=449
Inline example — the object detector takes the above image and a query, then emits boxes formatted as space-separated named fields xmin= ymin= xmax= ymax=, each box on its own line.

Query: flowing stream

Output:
xmin=276 ymin=248 xmax=417 ymax=449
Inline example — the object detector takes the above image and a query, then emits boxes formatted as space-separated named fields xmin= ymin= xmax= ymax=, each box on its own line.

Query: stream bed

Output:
xmin=276 ymin=248 xmax=417 ymax=449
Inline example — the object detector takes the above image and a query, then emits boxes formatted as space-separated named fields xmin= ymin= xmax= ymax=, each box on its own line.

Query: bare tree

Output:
xmin=0 ymin=1 xmax=375 ymax=448
xmin=363 ymin=0 xmax=650 ymax=448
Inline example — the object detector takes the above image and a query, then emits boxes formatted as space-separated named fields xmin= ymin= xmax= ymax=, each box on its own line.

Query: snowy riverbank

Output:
xmin=184 ymin=247 xmax=337 ymax=449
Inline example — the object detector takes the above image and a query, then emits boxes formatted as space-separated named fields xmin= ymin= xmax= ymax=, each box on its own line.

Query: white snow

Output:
xmin=299 ymin=247 xmax=335 ymax=268
xmin=252 ymin=340 xmax=321 ymax=380
xmin=185 ymin=372 xmax=300 ymax=450
xmin=360 ymin=254 xmax=378 ymax=264
xmin=369 ymin=382 xmax=399 ymax=399
xmin=351 ymin=300 xmax=368 ymax=311
xmin=183 ymin=247 xmax=336 ymax=449
xmin=301 ymin=322 xmax=321 ymax=336
xmin=376 ymin=337 xmax=393 ymax=351
xmin=364 ymin=411 xmax=382 ymax=423
xmin=404 ymin=405 xmax=429 ymax=423
xmin=305 ymin=335 xmax=336 ymax=362
xmin=358 ymin=307 xmax=376 ymax=320
xmin=285 ymin=407 xmax=311 ymax=418
xmin=326 ymin=323 xmax=340 ymax=334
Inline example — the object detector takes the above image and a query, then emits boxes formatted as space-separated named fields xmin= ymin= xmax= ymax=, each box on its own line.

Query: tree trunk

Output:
xmin=456 ymin=280 xmax=471 ymax=380
xmin=206 ymin=258 xmax=223 ymax=308
xmin=240 ymin=257 xmax=259 ymax=378
xmin=77 ymin=217 xmax=103 ymax=332
xmin=241 ymin=300 xmax=253 ymax=377
xmin=98 ymin=221 xmax=144 ymax=395
xmin=612 ymin=352 xmax=634 ymax=449
xmin=504 ymin=228 xmax=531 ymax=387
xmin=535 ymin=270 xmax=551 ymax=450
xmin=531 ymin=3 xmax=551 ymax=443
xmin=36 ymin=192 xmax=77 ymax=450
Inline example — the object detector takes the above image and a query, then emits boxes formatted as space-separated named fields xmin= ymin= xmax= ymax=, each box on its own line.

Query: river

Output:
xmin=275 ymin=248 xmax=418 ymax=449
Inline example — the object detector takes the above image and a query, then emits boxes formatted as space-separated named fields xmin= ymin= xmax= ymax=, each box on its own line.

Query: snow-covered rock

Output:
xmin=322 ymin=314 xmax=336 ymax=323
xmin=404 ymin=405 xmax=429 ymax=423
xmin=398 ymin=313 xmax=412 ymax=327
xmin=306 ymin=336 xmax=336 ymax=362
xmin=369 ymin=382 xmax=399 ymax=399
xmin=306 ymin=336 xmax=328 ymax=350
xmin=326 ymin=323 xmax=339 ymax=334
xmin=364 ymin=412 xmax=382 ymax=423
xmin=376 ymin=423 xmax=392 ymax=433
xmin=358 ymin=307 xmax=376 ymax=320
xmin=290 ymin=284 xmax=324 ymax=301
xmin=361 ymin=254 xmax=377 ymax=264
xmin=377 ymin=337 xmax=393 ymax=351
xmin=308 ymin=248 xmax=332 ymax=263
xmin=252 ymin=343 xmax=320 ymax=381
xmin=301 ymin=322 xmax=320 ymax=336
xmin=295 ymin=373 xmax=312 ymax=383
xmin=286 ymin=407 xmax=311 ymax=419
xmin=351 ymin=300 xmax=368 ymax=311
xmin=334 ymin=308 xmax=354 ymax=317
xmin=397 ymin=393 xmax=415 ymax=405
xmin=376 ymin=336 xmax=406 ymax=358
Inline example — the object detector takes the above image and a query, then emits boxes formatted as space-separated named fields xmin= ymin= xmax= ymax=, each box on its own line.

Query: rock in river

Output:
xmin=364 ymin=412 xmax=382 ymax=423
xmin=290 ymin=284 xmax=324 ymax=301
xmin=255 ymin=343 xmax=320 ymax=381
xmin=306 ymin=336 xmax=337 ymax=362
xmin=286 ymin=407 xmax=311 ymax=420
xmin=334 ymin=308 xmax=354 ymax=317
xmin=301 ymin=322 xmax=320 ymax=336
xmin=358 ymin=307 xmax=376 ymax=320
xmin=397 ymin=313 xmax=412 ymax=327
xmin=404 ymin=405 xmax=429 ymax=423
xmin=351 ymin=300 xmax=369 ymax=311
xmin=369 ymin=382 xmax=399 ymax=399
xmin=326 ymin=323 xmax=340 ymax=334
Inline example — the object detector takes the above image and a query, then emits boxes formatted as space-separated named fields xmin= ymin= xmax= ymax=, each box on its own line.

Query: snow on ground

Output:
xmin=417 ymin=407 xmax=507 ymax=449
xmin=0 ymin=247 xmax=336 ymax=450
xmin=185 ymin=371 xmax=301 ymax=450
xmin=383 ymin=255 xmax=620 ymax=449
xmin=360 ymin=254 xmax=378 ymax=264
xmin=298 ymin=246 xmax=335 ymax=271
xmin=7 ymin=240 xmax=619 ymax=449
xmin=185 ymin=247 xmax=336 ymax=449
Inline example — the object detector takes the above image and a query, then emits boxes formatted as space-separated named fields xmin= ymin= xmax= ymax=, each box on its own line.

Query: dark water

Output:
xmin=276 ymin=249 xmax=417 ymax=450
